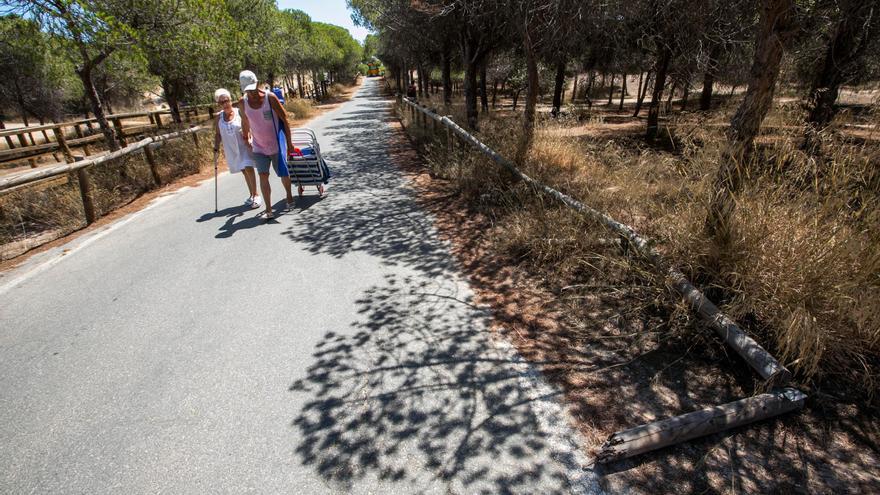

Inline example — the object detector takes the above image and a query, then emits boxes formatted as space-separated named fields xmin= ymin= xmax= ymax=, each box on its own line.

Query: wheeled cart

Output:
xmin=286 ymin=128 xmax=330 ymax=196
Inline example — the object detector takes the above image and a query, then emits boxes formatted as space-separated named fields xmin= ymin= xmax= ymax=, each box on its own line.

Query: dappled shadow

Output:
xmin=284 ymin=79 xmax=597 ymax=493
xmin=281 ymin=82 xmax=457 ymax=279
xmin=290 ymin=273 xmax=595 ymax=493
xmin=385 ymin=93 xmax=880 ymax=493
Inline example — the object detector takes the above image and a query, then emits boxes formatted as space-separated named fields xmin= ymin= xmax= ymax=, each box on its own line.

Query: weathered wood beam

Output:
xmin=596 ymin=388 xmax=807 ymax=463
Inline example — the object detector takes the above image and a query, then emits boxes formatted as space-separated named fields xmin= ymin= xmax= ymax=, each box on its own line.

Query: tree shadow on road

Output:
xmin=289 ymin=273 xmax=598 ymax=494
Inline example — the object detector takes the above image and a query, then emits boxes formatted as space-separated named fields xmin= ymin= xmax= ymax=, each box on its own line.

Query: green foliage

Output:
xmin=0 ymin=0 xmax=364 ymax=120
xmin=0 ymin=14 xmax=73 ymax=121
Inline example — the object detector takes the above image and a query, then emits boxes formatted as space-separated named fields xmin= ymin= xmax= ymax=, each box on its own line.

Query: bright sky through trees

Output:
xmin=277 ymin=0 xmax=372 ymax=42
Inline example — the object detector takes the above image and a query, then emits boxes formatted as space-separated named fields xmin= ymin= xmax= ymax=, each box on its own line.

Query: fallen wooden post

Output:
xmin=597 ymin=388 xmax=807 ymax=463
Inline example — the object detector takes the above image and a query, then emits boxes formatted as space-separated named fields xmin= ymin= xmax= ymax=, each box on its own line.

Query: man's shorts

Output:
xmin=253 ymin=152 xmax=281 ymax=175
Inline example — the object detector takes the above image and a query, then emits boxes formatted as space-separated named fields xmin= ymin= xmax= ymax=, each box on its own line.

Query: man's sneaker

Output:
xmin=244 ymin=197 xmax=254 ymax=206
xmin=251 ymin=196 xmax=263 ymax=209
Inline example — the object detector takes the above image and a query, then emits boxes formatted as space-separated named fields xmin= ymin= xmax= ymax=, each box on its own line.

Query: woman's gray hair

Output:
xmin=214 ymin=88 xmax=231 ymax=103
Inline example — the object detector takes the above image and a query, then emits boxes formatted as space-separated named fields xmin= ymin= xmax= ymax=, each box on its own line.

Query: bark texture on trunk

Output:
xmin=706 ymin=0 xmax=795 ymax=243
xmin=442 ymin=45 xmax=452 ymax=106
xmin=479 ymin=60 xmax=489 ymax=113
xmin=77 ymin=65 xmax=118 ymax=151
xmin=802 ymin=1 xmax=879 ymax=154
xmin=700 ymin=44 xmax=722 ymax=110
xmin=646 ymin=48 xmax=672 ymax=141
xmin=551 ymin=61 xmax=566 ymax=116
xmin=634 ymin=71 xmax=652 ymax=117
xmin=515 ymin=24 xmax=539 ymax=165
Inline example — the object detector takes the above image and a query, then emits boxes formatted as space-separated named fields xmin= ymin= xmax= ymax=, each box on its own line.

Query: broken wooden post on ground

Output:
xmin=597 ymin=388 xmax=806 ymax=463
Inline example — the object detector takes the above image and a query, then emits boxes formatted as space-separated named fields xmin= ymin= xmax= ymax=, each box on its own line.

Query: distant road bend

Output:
xmin=0 ymin=79 xmax=600 ymax=494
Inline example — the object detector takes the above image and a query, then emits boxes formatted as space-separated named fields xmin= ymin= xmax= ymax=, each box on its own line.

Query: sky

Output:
xmin=277 ymin=0 xmax=373 ymax=42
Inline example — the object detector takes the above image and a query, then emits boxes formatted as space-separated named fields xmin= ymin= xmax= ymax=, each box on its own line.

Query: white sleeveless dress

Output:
xmin=217 ymin=108 xmax=256 ymax=173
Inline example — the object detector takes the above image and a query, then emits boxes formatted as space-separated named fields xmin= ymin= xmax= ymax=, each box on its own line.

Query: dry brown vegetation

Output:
xmin=402 ymin=94 xmax=880 ymax=399
xmin=0 ymin=138 xmax=211 ymax=260
xmin=393 ymin=91 xmax=880 ymax=492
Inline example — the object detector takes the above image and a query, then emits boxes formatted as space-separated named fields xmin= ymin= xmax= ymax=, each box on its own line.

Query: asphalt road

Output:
xmin=0 ymin=79 xmax=599 ymax=494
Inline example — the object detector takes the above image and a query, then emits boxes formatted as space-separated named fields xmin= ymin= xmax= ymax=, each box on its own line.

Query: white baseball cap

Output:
xmin=239 ymin=70 xmax=257 ymax=92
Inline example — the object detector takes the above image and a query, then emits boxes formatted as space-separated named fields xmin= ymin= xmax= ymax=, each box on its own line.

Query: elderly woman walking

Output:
xmin=238 ymin=70 xmax=295 ymax=220
xmin=213 ymin=88 xmax=261 ymax=209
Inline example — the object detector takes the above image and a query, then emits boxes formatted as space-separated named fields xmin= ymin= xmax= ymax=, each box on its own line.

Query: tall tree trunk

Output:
xmin=681 ymin=81 xmax=690 ymax=110
xmin=607 ymin=73 xmax=615 ymax=105
xmin=585 ymin=71 xmax=595 ymax=108
xmin=442 ymin=44 xmax=452 ymax=106
xmin=461 ymin=35 xmax=482 ymax=129
xmin=491 ymin=79 xmax=499 ymax=109
xmin=512 ymin=90 xmax=521 ymax=111
xmin=706 ymin=0 xmax=795 ymax=243
xmin=161 ymin=78 xmax=182 ymax=124
xmin=76 ymin=65 xmax=118 ymax=151
xmin=802 ymin=1 xmax=879 ymax=154
xmin=665 ymin=81 xmax=677 ymax=113
xmin=515 ymin=24 xmax=539 ymax=165
xmin=700 ymin=43 xmax=722 ymax=111
xmin=479 ymin=59 xmax=489 ymax=113
xmin=571 ymin=74 xmax=579 ymax=103
xmin=618 ymin=72 xmax=627 ymax=111
xmin=634 ymin=71 xmax=653 ymax=117
xmin=551 ymin=61 xmax=566 ymax=116
xmin=646 ymin=47 xmax=672 ymax=141
xmin=298 ymin=73 xmax=305 ymax=99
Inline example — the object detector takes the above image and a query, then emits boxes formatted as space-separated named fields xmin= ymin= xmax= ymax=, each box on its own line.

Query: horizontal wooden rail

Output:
xmin=0 ymin=104 xmax=213 ymax=139
xmin=0 ymin=126 xmax=205 ymax=194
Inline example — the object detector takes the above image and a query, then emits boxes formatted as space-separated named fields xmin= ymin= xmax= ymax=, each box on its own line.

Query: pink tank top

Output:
xmin=243 ymin=92 xmax=279 ymax=155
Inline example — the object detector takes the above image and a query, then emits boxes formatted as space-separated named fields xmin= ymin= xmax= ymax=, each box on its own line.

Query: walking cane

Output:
xmin=213 ymin=151 xmax=219 ymax=213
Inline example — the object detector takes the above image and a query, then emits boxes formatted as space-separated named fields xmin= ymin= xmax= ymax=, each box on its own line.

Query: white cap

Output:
xmin=214 ymin=88 xmax=231 ymax=103
xmin=239 ymin=70 xmax=257 ymax=92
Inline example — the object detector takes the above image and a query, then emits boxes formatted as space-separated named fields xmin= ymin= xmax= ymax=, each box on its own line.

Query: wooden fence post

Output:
xmin=76 ymin=168 xmax=97 ymax=225
xmin=17 ymin=133 xmax=29 ymax=148
xmin=52 ymin=127 xmax=75 ymax=163
xmin=154 ymin=112 xmax=163 ymax=129
xmin=112 ymin=118 xmax=126 ymax=146
xmin=446 ymin=121 xmax=453 ymax=157
xmin=143 ymin=146 xmax=161 ymax=185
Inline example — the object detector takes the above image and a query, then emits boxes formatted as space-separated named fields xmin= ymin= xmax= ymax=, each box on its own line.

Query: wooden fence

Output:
xmin=0 ymin=126 xmax=207 ymax=226
xmin=398 ymin=95 xmax=806 ymax=462
xmin=0 ymin=104 xmax=214 ymax=167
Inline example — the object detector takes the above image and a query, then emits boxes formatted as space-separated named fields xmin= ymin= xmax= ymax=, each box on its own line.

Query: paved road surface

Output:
xmin=0 ymin=79 xmax=599 ymax=494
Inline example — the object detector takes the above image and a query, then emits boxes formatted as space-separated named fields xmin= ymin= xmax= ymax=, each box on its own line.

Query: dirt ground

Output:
xmin=387 ymin=99 xmax=880 ymax=493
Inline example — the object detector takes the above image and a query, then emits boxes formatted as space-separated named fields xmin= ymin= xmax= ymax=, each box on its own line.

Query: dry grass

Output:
xmin=398 ymin=97 xmax=880 ymax=398
xmin=284 ymin=99 xmax=315 ymax=121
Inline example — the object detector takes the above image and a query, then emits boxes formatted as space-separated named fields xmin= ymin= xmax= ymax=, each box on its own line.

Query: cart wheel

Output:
xmin=317 ymin=184 xmax=324 ymax=196
xmin=297 ymin=185 xmax=304 ymax=197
